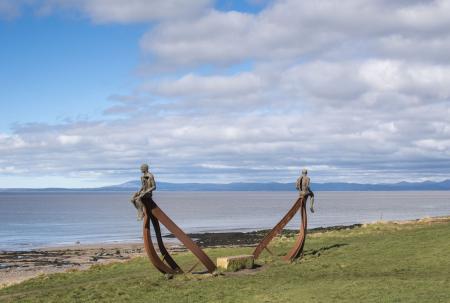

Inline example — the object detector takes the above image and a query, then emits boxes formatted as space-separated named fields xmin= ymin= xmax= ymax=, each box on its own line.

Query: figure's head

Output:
xmin=302 ymin=168 xmax=308 ymax=176
xmin=140 ymin=163 xmax=149 ymax=173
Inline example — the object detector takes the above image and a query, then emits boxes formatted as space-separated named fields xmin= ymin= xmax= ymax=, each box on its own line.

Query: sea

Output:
xmin=0 ymin=191 xmax=449 ymax=251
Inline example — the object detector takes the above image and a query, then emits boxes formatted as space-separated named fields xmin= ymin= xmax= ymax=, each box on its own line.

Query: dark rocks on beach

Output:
xmin=163 ymin=224 xmax=363 ymax=247
xmin=0 ymin=249 xmax=104 ymax=272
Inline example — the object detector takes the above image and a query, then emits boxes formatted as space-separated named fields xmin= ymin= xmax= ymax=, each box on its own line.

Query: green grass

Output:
xmin=1 ymin=220 xmax=449 ymax=303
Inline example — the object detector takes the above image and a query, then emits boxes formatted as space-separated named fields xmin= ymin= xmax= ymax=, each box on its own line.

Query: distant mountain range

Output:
xmin=2 ymin=179 xmax=450 ymax=192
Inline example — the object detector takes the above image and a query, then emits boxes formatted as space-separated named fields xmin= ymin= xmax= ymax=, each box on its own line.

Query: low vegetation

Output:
xmin=1 ymin=218 xmax=449 ymax=303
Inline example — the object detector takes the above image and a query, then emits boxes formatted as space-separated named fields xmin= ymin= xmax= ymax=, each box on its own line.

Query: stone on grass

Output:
xmin=216 ymin=255 xmax=254 ymax=272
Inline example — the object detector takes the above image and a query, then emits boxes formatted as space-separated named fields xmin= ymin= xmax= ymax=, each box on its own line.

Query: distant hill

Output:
xmin=1 ymin=179 xmax=449 ymax=192
xmin=102 ymin=179 xmax=450 ymax=191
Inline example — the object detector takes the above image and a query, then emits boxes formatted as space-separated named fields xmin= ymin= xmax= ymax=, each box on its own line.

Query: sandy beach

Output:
xmin=1 ymin=216 xmax=448 ymax=289
xmin=0 ymin=242 xmax=147 ymax=288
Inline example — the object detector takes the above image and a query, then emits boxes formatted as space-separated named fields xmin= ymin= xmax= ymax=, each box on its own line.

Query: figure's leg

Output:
xmin=130 ymin=193 xmax=145 ymax=220
xmin=130 ymin=193 xmax=139 ymax=209
xmin=131 ymin=199 xmax=137 ymax=209
xmin=309 ymin=192 xmax=315 ymax=213
xmin=136 ymin=198 xmax=145 ymax=220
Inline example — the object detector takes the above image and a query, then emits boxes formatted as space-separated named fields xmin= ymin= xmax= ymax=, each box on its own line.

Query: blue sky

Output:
xmin=0 ymin=0 xmax=449 ymax=188
xmin=0 ymin=12 xmax=144 ymax=129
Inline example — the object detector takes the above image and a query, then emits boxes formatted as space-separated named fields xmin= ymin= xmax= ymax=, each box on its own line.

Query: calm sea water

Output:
xmin=0 ymin=191 xmax=449 ymax=251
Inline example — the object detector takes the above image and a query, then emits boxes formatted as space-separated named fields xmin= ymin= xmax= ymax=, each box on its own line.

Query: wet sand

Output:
xmin=1 ymin=216 xmax=448 ymax=288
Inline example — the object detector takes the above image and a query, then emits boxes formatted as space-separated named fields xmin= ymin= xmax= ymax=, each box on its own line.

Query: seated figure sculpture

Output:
xmin=253 ymin=168 xmax=316 ymax=261
xmin=131 ymin=163 xmax=156 ymax=220
xmin=296 ymin=168 xmax=315 ymax=213
xmin=130 ymin=164 xmax=217 ymax=274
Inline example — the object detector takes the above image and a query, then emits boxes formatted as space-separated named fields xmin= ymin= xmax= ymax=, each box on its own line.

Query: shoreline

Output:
xmin=1 ymin=215 xmax=448 ymax=288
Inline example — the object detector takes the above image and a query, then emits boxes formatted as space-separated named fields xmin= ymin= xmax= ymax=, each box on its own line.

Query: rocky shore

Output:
xmin=0 ymin=223 xmax=365 ymax=288
xmin=1 ymin=216 xmax=447 ymax=288
xmin=163 ymin=223 xmax=363 ymax=247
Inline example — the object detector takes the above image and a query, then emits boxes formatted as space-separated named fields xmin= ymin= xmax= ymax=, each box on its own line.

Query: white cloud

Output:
xmin=360 ymin=60 xmax=450 ymax=99
xmin=141 ymin=0 xmax=450 ymax=67
xmin=0 ymin=133 xmax=27 ymax=149
xmin=0 ymin=166 xmax=27 ymax=174
xmin=0 ymin=0 xmax=19 ymax=19
xmin=57 ymin=135 xmax=82 ymax=145
xmin=2 ymin=0 xmax=450 ymax=186
xmin=280 ymin=61 xmax=368 ymax=102
xmin=1 ymin=0 xmax=211 ymax=22
xmin=48 ymin=0 xmax=210 ymax=23
xmin=81 ymin=0 xmax=211 ymax=23
xmin=0 ymin=0 xmax=34 ymax=19
xmin=415 ymin=139 xmax=450 ymax=152
xmin=141 ymin=10 xmax=256 ymax=66
xmin=3 ymin=95 xmax=449 ymax=185
xmin=155 ymin=72 xmax=265 ymax=98
xmin=397 ymin=0 xmax=450 ymax=31
xmin=376 ymin=34 xmax=450 ymax=63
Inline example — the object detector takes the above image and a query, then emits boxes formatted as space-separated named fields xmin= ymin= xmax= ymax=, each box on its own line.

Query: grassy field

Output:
xmin=1 ymin=218 xmax=449 ymax=303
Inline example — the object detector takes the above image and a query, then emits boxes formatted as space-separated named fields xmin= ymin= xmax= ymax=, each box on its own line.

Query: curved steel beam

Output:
xmin=142 ymin=197 xmax=216 ymax=274
xmin=149 ymin=212 xmax=181 ymax=272
xmin=252 ymin=196 xmax=308 ymax=262
xmin=143 ymin=207 xmax=179 ymax=274
xmin=283 ymin=199 xmax=307 ymax=261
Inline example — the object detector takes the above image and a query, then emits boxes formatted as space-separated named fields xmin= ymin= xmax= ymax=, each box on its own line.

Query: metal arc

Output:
xmin=252 ymin=197 xmax=308 ymax=262
xmin=142 ymin=207 xmax=179 ymax=274
xmin=142 ymin=197 xmax=216 ymax=274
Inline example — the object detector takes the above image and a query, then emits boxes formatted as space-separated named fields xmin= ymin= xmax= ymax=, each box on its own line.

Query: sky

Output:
xmin=0 ymin=0 xmax=449 ymax=188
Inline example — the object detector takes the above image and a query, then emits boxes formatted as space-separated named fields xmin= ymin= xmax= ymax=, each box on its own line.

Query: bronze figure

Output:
xmin=131 ymin=164 xmax=156 ymax=220
xmin=296 ymin=168 xmax=315 ymax=213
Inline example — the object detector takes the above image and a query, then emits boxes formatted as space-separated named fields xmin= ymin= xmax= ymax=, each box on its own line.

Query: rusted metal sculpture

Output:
xmin=253 ymin=169 xmax=314 ymax=262
xmin=133 ymin=163 xmax=216 ymax=275
xmin=142 ymin=197 xmax=216 ymax=274
xmin=252 ymin=196 xmax=307 ymax=261
xmin=134 ymin=163 xmax=315 ymax=274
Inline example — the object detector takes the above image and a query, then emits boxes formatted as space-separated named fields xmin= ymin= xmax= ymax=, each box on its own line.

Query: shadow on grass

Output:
xmin=275 ymin=244 xmax=348 ymax=258
xmin=303 ymin=243 xmax=349 ymax=257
